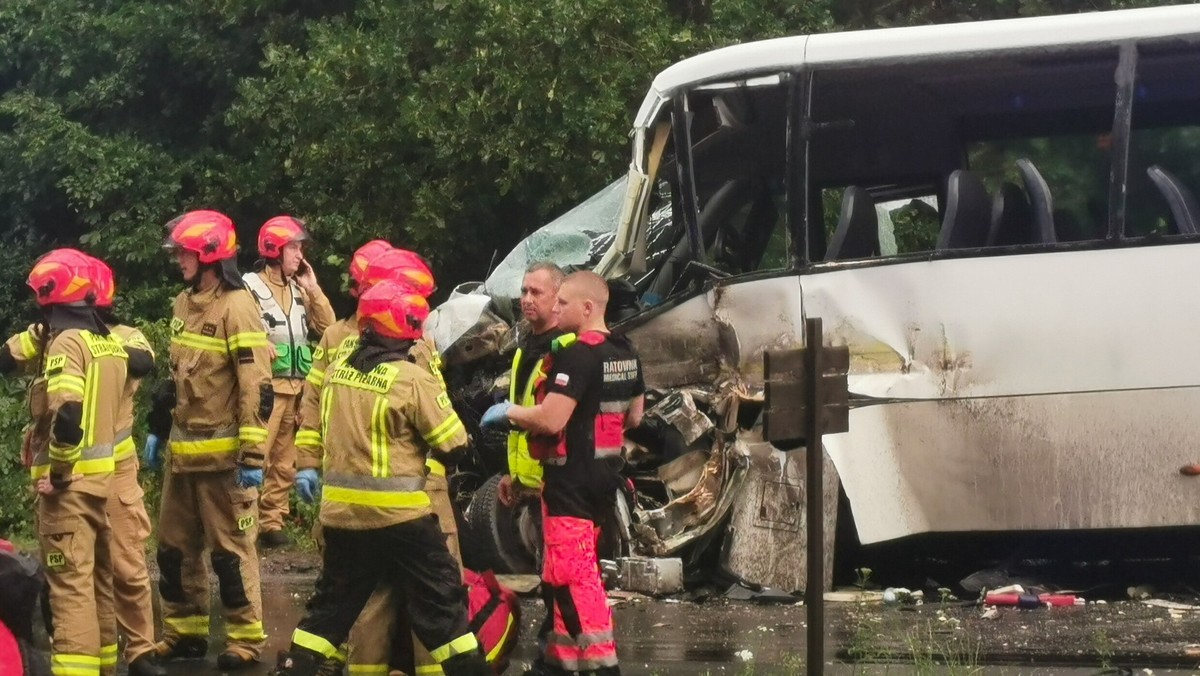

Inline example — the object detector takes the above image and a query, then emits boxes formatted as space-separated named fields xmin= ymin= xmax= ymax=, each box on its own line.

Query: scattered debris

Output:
xmin=735 ymin=649 xmax=754 ymax=662
xmin=724 ymin=582 xmax=799 ymax=604
xmin=1141 ymin=599 xmax=1200 ymax=612
xmin=980 ymin=606 xmax=1000 ymax=620
xmin=823 ymin=590 xmax=884 ymax=604
xmin=616 ymin=557 xmax=684 ymax=596
xmin=1127 ymin=584 xmax=1155 ymax=600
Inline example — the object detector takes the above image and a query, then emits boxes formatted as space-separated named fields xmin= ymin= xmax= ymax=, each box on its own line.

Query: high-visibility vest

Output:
xmin=506 ymin=334 xmax=574 ymax=488
xmin=243 ymin=271 xmax=312 ymax=379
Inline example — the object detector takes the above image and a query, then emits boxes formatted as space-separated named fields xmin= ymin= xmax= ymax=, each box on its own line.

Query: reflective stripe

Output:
xmin=423 ymin=413 xmax=464 ymax=447
xmin=547 ymin=629 xmax=616 ymax=649
xmin=46 ymin=374 xmax=86 ymax=396
xmin=487 ymin=611 xmax=517 ymax=663
xmin=113 ymin=429 xmax=135 ymax=461
xmin=426 ymin=458 xmax=446 ymax=477
xmin=348 ymin=666 xmax=389 ymax=676
xmin=171 ymin=332 xmax=227 ymax=353
xmin=415 ymin=666 xmax=444 ymax=675
xmin=305 ymin=366 xmax=325 ymax=387
xmin=332 ymin=648 xmax=347 ymax=662
xmin=19 ymin=330 xmax=38 ymax=359
xmin=30 ymin=456 xmax=115 ymax=479
xmin=429 ymin=633 xmax=479 ymax=663
xmin=239 ymin=426 xmax=268 ymax=444
xmin=370 ymin=395 xmax=388 ymax=478
xmin=323 ymin=486 xmax=431 ymax=509
xmin=48 ymin=441 xmax=113 ymax=467
xmin=51 ymin=653 xmax=100 ymax=676
xmin=295 ymin=430 xmax=322 ymax=448
xmin=227 ymin=620 xmax=266 ymax=641
xmin=99 ymin=644 xmax=118 ymax=667
xmin=227 ymin=331 xmax=270 ymax=350
xmin=165 ymin=615 xmax=210 ymax=636
xmin=325 ymin=473 xmax=426 ymax=492
xmin=599 ymin=401 xmax=631 ymax=413
xmin=595 ymin=447 xmax=622 ymax=459
xmin=292 ymin=629 xmax=339 ymax=658
xmin=170 ymin=436 xmax=239 ymax=455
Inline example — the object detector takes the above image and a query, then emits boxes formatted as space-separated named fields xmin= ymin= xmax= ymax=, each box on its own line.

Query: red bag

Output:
xmin=465 ymin=568 xmax=521 ymax=674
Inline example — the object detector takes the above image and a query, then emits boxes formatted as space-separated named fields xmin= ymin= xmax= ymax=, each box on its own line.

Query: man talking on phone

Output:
xmin=243 ymin=216 xmax=335 ymax=548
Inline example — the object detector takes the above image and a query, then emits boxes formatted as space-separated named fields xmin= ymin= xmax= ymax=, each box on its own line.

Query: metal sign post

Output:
xmin=763 ymin=317 xmax=849 ymax=676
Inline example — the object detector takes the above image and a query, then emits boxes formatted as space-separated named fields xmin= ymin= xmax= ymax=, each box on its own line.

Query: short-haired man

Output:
xmin=483 ymin=271 xmax=644 ymax=676
xmin=497 ymin=261 xmax=566 ymax=507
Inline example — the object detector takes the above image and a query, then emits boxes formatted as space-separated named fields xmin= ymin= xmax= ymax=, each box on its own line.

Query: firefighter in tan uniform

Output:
xmin=297 ymin=246 xmax=461 ymax=676
xmin=147 ymin=210 xmax=275 ymax=670
xmin=2 ymin=256 xmax=165 ymax=676
xmin=243 ymin=216 xmax=335 ymax=548
xmin=272 ymin=279 xmax=489 ymax=676
xmin=20 ymin=249 xmax=125 ymax=676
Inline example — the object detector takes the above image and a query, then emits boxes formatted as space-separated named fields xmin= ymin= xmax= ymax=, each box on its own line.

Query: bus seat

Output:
xmin=1016 ymin=159 xmax=1057 ymax=244
xmin=1147 ymin=165 xmax=1200 ymax=235
xmin=937 ymin=169 xmax=991 ymax=250
xmin=826 ymin=186 xmax=879 ymax=260
xmin=987 ymin=182 xmax=1033 ymax=246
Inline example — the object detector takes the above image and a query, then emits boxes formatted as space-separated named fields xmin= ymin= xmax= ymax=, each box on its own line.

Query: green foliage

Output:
xmin=0 ymin=377 xmax=33 ymax=536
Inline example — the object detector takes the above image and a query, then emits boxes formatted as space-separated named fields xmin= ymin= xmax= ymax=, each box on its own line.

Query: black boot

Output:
xmin=440 ymin=650 xmax=493 ymax=676
xmin=267 ymin=650 xmax=321 ymax=676
xmin=216 ymin=649 xmax=259 ymax=671
xmin=127 ymin=653 xmax=168 ymax=676
xmin=155 ymin=635 xmax=207 ymax=661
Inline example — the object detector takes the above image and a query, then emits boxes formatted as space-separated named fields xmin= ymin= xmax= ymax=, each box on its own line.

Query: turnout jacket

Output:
xmin=109 ymin=324 xmax=153 ymax=463
xmin=167 ymin=284 xmax=274 ymax=472
xmin=296 ymin=350 xmax=466 ymax=530
xmin=41 ymin=329 xmax=128 ymax=498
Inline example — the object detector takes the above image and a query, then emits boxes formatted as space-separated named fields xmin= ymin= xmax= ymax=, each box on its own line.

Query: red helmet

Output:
xmin=88 ymin=255 xmax=116 ymax=308
xmin=363 ymin=248 xmax=436 ymax=298
xmin=258 ymin=216 xmax=309 ymax=259
xmin=27 ymin=248 xmax=100 ymax=306
xmin=358 ymin=279 xmax=430 ymax=340
xmin=163 ymin=210 xmax=238 ymax=263
xmin=349 ymin=239 xmax=393 ymax=293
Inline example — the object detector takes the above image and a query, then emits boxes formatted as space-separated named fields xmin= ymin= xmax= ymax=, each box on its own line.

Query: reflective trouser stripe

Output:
xmin=415 ymin=666 xmax=444 ymax=675
xmin=487 ymin=611 xmax=517 ymax=663
xmin=429 ymin=633 xmax=479 ymax=663
xmin=348 ymin=666 xmax=390 ymax=675
xmin=165 ymin=615 xmax=210 ymax=636
xmin=99 ymin=644 xmax=118 ymax=667
xmin=52 ymin=654 xmax=101 ymax=676
xmin=293 ymin=629 xmax=339 ymax=658
xmin=227 ymin=620 xmax=266 ymax=641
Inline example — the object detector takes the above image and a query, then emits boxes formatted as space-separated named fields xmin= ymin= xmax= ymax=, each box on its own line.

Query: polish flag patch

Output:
xmin=555 ymin=373 xmax=570 ymax=387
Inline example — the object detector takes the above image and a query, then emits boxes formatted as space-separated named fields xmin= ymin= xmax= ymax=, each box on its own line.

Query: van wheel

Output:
xmin=461 ymin=474 xmax=539 ymax=574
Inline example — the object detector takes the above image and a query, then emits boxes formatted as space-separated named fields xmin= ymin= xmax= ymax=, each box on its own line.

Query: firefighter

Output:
xmin=296 ymin=245 xmax=456 ymax=676
xmin=244 ymin=216 xmax=335 ymax=548
xmin=274 ymin=279 xmax=488 ymax=676
xmin=21 ymin=249 xmax=126 ymax=676
xmin=497 ymin=262 xmax=567 ymax=508
xmin=482 ymin=271 xmax=646 ymax=676
xmin=147 ymin=210 xmax=275 ymax=669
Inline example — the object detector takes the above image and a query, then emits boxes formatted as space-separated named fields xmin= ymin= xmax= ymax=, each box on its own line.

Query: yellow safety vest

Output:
xmin=506 ymin=333 xmax=577 ymax=487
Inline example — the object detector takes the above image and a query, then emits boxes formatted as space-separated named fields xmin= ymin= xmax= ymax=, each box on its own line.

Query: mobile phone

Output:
xmin=298 ymin=259 xmax=310 ymax=275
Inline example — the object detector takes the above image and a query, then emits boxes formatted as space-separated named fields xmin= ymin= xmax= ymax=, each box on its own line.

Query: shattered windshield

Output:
xmin=483 ymin=176 xmax=627 ymax=299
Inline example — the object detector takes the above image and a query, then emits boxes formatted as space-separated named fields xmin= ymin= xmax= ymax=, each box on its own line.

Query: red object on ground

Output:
xmin=464 ymin=568 xmax=521 ymax=673
xmin=985 ymin=592 xmax=1078 ymax=607
xmin=0 ymin=619 xmax=23 ymax=676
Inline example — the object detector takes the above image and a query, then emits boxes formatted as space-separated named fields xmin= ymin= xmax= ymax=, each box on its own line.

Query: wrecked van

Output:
xmin=429 ymin=5 xmax=1200 ymax=592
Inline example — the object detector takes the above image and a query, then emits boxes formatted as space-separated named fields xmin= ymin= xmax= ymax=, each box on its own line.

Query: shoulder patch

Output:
xmin=436 ymin=391 xmax=451 ymax=409
xmin=554 ymin=372 xmax=570 ymax=387
xmin=45 ymin=354 xmax=66 ymax=375
xmin=170 ymin=317 xmax=184 ymax=335
xmin=312 ymin=346 xmax=325 ymax=361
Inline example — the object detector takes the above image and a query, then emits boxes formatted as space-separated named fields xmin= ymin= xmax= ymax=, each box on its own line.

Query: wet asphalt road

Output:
xmin=134 ymin=578 xmax=1200 ymax=675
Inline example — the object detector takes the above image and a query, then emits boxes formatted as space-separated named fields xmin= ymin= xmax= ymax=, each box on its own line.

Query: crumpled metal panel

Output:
xmin=804 ymin=243 xmax=1200 ymax=543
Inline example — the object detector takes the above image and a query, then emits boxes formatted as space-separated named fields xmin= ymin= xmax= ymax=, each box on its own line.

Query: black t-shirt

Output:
xmin=540 ymin=332 xmax=644 ymax=521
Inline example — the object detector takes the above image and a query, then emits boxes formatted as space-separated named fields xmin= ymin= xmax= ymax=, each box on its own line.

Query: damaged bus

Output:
xmin=430 ymin=4 xmax=1200 ymax=592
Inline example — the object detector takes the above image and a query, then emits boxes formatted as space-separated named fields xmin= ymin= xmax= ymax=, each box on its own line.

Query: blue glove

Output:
xmin=480 ymin=401 xmax=513 ymax=429
xmin=142 ymin=434 xmax=162 ymax=470
xmin=236 ymin=466 xmax=264 ymax=489
xmin=296 ymin=469 xmax=321 ymax=504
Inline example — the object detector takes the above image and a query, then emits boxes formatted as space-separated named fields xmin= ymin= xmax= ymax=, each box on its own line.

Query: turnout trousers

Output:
xmin=290 ymin=516 xmax=484 ymax=676
xmin=107 ymin=455 xmax=156 ymax=663
xmin=346 ymin=473 xmax=463 ymax=675
xmin=156 ymin=469 xmax=265 ymax=658
xmin=38 ymin=489 xmax=117 ymax=676
xmin=536 ymin=505 xmax=618 ymax=675
xmin=260 ymin=392 xmax=299 ymax=534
